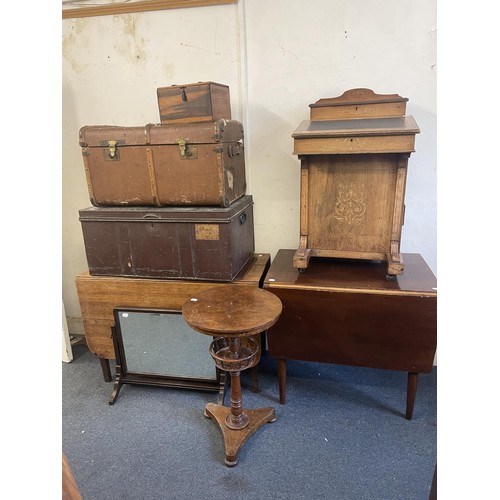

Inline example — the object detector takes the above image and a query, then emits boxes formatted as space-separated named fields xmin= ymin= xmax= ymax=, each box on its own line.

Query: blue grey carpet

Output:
xmin=62 ymin=345 xmax=436 ymax=500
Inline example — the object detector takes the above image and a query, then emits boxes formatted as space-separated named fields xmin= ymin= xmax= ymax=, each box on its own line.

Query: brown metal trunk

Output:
xmin=79 ymin=195 xmax=254 ymax=282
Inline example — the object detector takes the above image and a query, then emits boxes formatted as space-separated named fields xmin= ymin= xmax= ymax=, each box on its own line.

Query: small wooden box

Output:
xmin=157 ymin=81 xmax=231 ymax=125
xmin=292 ymin=88 xmax=420 ymax=277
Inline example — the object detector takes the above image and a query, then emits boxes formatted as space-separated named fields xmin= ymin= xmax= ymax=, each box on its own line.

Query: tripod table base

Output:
xmin=204 ymin=402 xmax=276 ymax=466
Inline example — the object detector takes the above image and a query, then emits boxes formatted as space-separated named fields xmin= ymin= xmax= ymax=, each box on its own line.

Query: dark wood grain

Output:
xmin=182 ymin=287 xmax=282 ymax=337
xmin=157 ymin=82 xmax=231 ymax=125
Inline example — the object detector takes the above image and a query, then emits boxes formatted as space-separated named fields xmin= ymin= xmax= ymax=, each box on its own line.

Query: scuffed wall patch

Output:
xmin=63 ymin=14 xmax=150 ymax=73
xmin=162 ymin=62 xmax=176 ymax=80
xmin=115 ymin=14 xmax=148 ymax=66
xmin=62 ymin=19 xmax=91 ymax=73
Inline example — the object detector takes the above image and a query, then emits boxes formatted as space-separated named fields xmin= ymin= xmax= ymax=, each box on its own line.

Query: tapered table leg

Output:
xmin=406 ymin=371 xmax=419 ymax=420
xmin=100 ymin=358 xmax=112 ymax=382
xmin=278 ymin=358 xmax=287 ymax=404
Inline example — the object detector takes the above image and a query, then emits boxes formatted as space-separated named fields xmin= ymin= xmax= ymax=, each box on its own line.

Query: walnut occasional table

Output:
xmin=182 ymin=286 xmax=282 ymax=466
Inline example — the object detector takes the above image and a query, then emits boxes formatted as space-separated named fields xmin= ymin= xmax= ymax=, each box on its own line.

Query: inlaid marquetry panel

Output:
xmin=307 ymin=154 xmax=398 ymax=253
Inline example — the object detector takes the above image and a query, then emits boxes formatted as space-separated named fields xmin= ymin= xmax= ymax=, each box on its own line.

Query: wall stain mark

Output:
xmin=62 ymin=18 xmax=92 ymax=73
xmin=115 ymin=14 xmax=148 ymax=66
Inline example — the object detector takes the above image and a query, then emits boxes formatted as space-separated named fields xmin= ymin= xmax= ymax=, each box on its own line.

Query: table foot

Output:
xmin=108 ymin=379 xmax=122 ymax=405
xmin=204 ymin=402 xmax=276 ymax=466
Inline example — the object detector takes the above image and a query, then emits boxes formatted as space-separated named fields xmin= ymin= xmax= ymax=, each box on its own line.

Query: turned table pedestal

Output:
xmin=182 ymin=286 xmax=282 ymax=466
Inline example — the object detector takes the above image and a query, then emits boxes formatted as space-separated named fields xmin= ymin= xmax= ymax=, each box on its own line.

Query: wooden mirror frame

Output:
xmin=109 ymin=307 xmax=227 ymax=405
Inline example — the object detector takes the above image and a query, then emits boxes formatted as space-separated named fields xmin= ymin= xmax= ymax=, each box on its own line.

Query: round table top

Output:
xmin=182 ymin=286 xmax=283 ymax=337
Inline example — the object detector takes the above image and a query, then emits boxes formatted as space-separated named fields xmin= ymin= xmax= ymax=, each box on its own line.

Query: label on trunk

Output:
xmin=195 ymin=224 xmax=220 ymax=240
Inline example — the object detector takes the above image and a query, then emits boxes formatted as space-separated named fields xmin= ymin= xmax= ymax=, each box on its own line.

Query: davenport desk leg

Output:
xmin=406 ymin=371 xmax=419 ymax=420
xmin=278 ymin=358 xmax=287 ymax=404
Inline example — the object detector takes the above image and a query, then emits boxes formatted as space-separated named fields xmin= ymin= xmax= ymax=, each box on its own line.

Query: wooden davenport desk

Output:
xmin=75 ymin=253 xmax=270 ymax=382
xmin=263 ymin=250 xmax=436 ymax=419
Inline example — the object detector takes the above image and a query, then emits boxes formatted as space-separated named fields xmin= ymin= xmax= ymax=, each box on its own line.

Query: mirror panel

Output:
xmin=116 ymin=309 xmax=216 ymax=380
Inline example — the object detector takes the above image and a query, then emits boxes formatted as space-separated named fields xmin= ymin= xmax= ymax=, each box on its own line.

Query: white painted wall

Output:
xmin=62 ymin=0 xmax=437 ymax=332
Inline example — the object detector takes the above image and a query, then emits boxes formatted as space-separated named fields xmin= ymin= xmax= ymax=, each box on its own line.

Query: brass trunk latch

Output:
xmin=107 ymin=140 xmax=118 ymax=158
xmin=103 ymin=140 xmax=120 ymax=161
xmin=177 ymin=139 xmax=198 ymax=159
